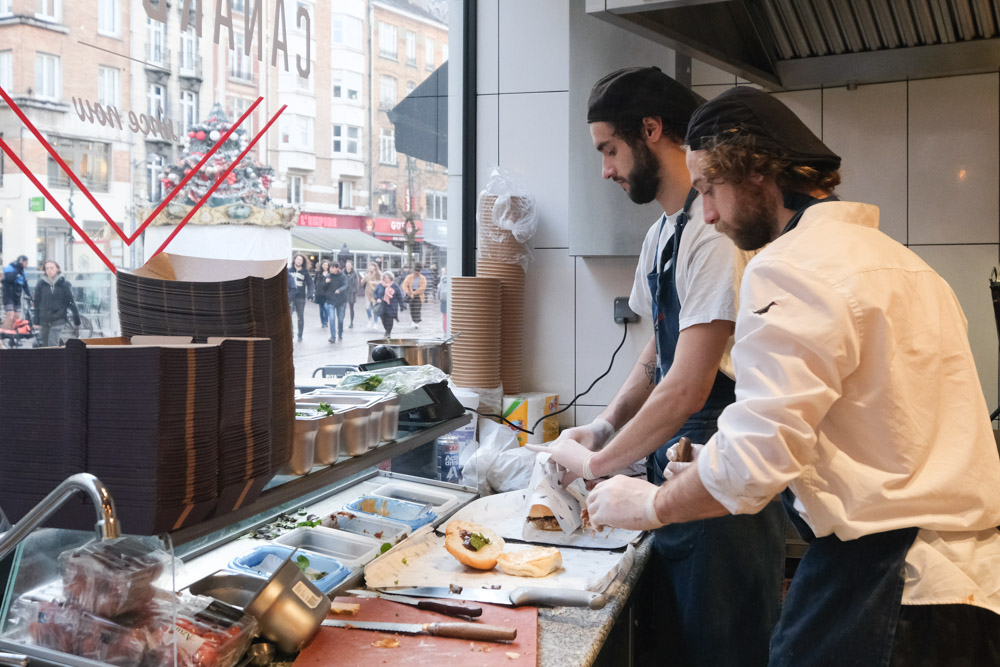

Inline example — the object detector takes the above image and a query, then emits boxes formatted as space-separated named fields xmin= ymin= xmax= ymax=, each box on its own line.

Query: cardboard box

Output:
xmin=502 ymin=392 xmax=559 ymax=446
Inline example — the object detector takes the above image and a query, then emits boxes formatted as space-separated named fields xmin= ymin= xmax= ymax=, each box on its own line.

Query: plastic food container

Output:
xmin=229 ymin=544 xmax=349 ymax=594
xmin=306 ymin=390 xmax=399 ymax=443
xmin=296 ymin=405 xmax=342 ymax=464
xmin=149 ymin=593 xmax=258 ymax=667
xmin=342 ymin=495 xmax=437 ymax=530
xmin=370 ymin=482 xmax=460 ymax=516
xmin=322 ymin=510 xmax=411 ymax=544
xmin=275 ymin=526 xmax=380 ymax=569
xmin=58 ymin=536 xmax=170 ymax=617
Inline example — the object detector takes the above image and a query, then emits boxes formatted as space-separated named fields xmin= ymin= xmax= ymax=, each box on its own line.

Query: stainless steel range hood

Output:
xmin=586 ymin=0 xmax=1000 ymax=91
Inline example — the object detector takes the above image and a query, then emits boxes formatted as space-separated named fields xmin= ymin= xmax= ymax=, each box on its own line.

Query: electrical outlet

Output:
xmin=614 ymin=297 xmax=639 ymax=324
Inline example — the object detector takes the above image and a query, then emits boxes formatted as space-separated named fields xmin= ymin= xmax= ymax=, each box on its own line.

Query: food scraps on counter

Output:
xmin=328 ymin=602 xmax=360 ymax=616
xmin=372 ymin=637 xmax=400 ymax=648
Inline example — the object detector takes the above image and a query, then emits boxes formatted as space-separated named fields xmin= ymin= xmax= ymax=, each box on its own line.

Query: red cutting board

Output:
xmin=292 ymin=596 xmax=537 ymax=666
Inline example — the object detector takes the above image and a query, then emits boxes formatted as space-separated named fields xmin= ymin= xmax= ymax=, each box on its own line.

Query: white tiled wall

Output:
xmin=481 ymin=0 xmax=1000 ymax=422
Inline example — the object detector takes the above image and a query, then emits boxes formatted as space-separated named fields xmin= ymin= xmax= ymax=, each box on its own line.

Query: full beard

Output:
xmin=722 ymin=181 xmax=782 ymax=251
xmin=625 ymin=140 xmax=661 ymax=205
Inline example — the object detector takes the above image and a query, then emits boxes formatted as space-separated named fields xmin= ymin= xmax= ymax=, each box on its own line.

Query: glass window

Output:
xmin=406 ymin=31 xmax=416 ymax=66
xmin=146 ymin=17 xmax=167 ymax=66
xmin=406 ymin=80 xmax=415 ymax=94
xmin=0 ymin=0 xmax=11 ymax=16
xmin=146 ymin=153 xmax=164 ymax=202
xmin=339 ymin=180 xmax=353 ymax=209
xmin=332 ymin=124 xmax=360 ymax=156
xmin=426 ymin=190 xmax=447 ymax=221
xmin=281 ymin=114 xmax=313 ymax=149
xmin=230 ymin=31 xmax=253 ymax=82
xmin=98 ymin=0 xmax=120 ymax=36
xmin=228 ymin=96 xmax=254 ymax=134
xmin=179 ymin=89 xmax=197 ymax=135
xmin=379 ymin=22 xmax=396 ymax=59
xmin=34 ymin=52 xmax=60 ymax=100
xmin=0 ymin=52 xmax=12 ymax=94
xmin=146 ymin=83 xmax=165 ymax=119
xmin=233 ymin=0 xmax=245 ymax=12
xmin=377 ymin=183 xmax=397 ymax=215
xmin=35 ymin=0 xmax=60 ymax=21
xmin=47 ymin=136 xmax=110 ymax=191
xmin=332 ymin=70 xmax=361 ymax=102
xmin=332 ymin=14 xmax=362 ymax=50
xmin=179 ymin=31 xmax=199 ymax=76
xmin=288 ymin=174 xmax=303 ymax=204
xmin=379 ymin=129 xmax=396 ymax=166
xmin=425 ymin=38 xmax=434 ymax=70
xmin=379 ymin=75 xmax=396 ymax=108
xmin=97 ymin=66 xmax=120 ymax=108
xmin=442 ymin=43 xmax=448 ymax=62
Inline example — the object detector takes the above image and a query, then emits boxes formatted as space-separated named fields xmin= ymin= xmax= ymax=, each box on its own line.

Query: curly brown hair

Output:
xmin=700 ymin=131 xmax=841 ymax=194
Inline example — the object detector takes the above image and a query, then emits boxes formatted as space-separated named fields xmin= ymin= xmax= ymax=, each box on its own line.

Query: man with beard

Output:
xmin=530 ymin=68 xmax=784 ymax=666
xmin=588 ymin=86 xmax=1000 ymax=665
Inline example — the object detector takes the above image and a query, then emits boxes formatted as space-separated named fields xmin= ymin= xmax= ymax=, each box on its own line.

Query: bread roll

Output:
xmin=496 ymin=547 xmax=562 ymax=577
xmin=526 ymin=504 xmax=562 ymax=531
xmin=444 ymin=520 xmax=504 ymax=570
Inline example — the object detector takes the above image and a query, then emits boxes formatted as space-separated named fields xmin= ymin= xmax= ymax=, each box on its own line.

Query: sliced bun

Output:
xmin=444 ymin=520 xmax=504 ymax=570
xmin=528 ymin=504 xmax=554 ymax=518
xmin=496 ymin=547 xmax=562 ymax=577
xmin=526 ymin=504 xmax=563 ymax=531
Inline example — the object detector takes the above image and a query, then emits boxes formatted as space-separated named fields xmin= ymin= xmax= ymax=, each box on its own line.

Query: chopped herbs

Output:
xmin=401 ymin=557 xmax=408 ymax=565
xmin=297 ymin=519 xmax=322 ymax=527
xmin=316 ymin=402 xmax=335 ymax=416
xmin=380 ymin=543 xmax=393 ymax=554
xmin=460 ymin=530 xmax=491 ymax=552
xmin=358 ymin=376 xmax=384 ymax=391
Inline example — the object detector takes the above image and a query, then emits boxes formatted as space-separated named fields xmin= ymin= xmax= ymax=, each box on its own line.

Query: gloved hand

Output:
xmin=663 ymin=441 xmax=705 ymax=481
xmin=587 ymin=475 xmax=664 ymax=531
xmin=525 ymin=438 xmax=597 ymax=479
xmin=555 ymin=418 xmax=615 ymax=451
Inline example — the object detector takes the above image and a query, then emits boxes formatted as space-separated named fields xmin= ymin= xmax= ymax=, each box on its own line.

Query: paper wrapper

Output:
xmin=522 ymin=453 xmax=583 ymax=540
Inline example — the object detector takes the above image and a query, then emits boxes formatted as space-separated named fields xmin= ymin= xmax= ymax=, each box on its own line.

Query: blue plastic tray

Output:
xmin=228 ymin=544 xmax=350 ymax=594
xmin=342 ymin=495 xmax=437 ymax=530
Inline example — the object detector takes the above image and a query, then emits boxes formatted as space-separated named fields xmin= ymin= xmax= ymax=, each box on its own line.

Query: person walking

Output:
xmin=321 ymin=261 xmax=348 ymax=343
xmin=373 ymin=271 xmax=401 ymax=337
xmin=437 ymin=266 xmax=449 ymax=332
xmin=288 ymin=254 xmax=313 ymax=342
xmin=2 ymin=255 xmax=29 ymax=332
xmin=343 ymin=259 xmax=359 ymax=329
xmin=363 ymin=261 xmax=382 ymax=330
xmin=314 ymin=259 xmax=331 ymax=328
xmin=32 ymin=260 xmax=81 ymax=347
xmin=402 ymin=264 xmax=427 ymax=329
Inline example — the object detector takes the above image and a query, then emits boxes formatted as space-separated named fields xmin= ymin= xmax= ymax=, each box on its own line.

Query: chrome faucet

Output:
xmin=0 ymin=473 xmax=120 ymax=561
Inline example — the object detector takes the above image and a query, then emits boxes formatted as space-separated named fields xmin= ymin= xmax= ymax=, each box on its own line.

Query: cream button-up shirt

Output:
xmin=698 ymin=201 xmax=1000 ymax=613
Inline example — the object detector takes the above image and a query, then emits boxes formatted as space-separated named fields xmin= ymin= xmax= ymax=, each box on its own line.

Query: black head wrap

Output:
xmin=685 ymin=87 xmax=840 ymax=170
xmin=587 ymin=66 xmax=704 ymax=126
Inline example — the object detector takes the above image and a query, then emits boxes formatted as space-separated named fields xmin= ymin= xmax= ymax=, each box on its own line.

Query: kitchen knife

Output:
xmin=345 ymin=589 xmax=483 ymax=618
xmin=321 ymin=619 xmax=516 ymax=642
xmin=386 ymin=586 xmax=606 ymax=609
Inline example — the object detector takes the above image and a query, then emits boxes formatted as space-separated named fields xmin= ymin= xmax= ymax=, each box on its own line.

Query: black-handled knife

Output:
xmin=346 ymin=589 xmax=483 ymax=618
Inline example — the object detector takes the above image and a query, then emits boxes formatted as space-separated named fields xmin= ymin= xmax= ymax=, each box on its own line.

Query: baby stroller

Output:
xmin=0 ymin=297 xmax=37 ymax=349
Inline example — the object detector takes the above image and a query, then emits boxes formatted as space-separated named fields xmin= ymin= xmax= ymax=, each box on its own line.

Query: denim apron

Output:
xmin=766 ymin=196 xmax=920 ymax=666
xmin=642 ymin=190 xmax=785 ymax=667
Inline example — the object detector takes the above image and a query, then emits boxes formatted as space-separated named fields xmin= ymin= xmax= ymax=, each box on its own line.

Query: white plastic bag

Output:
xmin=460 ymin=417 xmax=534 ymax=496
xmin=476 ymin=165 xmax=537 ymax=269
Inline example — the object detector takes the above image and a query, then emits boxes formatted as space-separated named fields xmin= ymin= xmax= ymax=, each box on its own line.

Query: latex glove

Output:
xmin=587 ymin=475 xmax=664 ymax=531
xmin=663 ymin=442 xmax=705 ymax=481
xmin=555 ymin=418 xmax=614 ymax=451
xmin=525 ymin=438 xmax=598 ymax=479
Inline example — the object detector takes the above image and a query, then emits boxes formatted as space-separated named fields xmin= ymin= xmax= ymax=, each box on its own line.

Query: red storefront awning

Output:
xmin=370 ymin=217 xmax=423 ymax=242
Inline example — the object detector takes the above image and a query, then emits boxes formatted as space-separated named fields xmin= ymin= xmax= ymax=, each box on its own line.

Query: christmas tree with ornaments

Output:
xmin=160 ymin=102 xmax=274 ymax=209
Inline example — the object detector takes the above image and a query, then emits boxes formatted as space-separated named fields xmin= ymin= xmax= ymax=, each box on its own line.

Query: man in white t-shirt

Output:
xmin=529 ymin=67 xmax=785 ymax=667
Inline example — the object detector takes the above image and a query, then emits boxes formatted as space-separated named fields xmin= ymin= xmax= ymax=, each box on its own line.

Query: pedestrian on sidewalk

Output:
xmin=288 ymin=254 xmax=314 ymax=342
xmin=373 ymin=271 xmax=401 ymax=337
xmin=33 ymin=260 xmax=80 ymax=347
xmin=402 ymin=264 xmax=427 ymax=330
xmin=437 ymin=266 xmax=449 ymax=332
xmin=321 ymin=261 xmax=348 ymax=343
xmin=344 ymin=259 xmax=359 ymax=329
xmin=314 ymin=259 xmax=330 ymax=328
xmin=363 ymin=262 xmax=382 ymax=330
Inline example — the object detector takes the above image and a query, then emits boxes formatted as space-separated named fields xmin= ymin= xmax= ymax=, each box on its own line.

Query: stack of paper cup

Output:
xmin=478 ymin=194 xmax=529 ymax=393
xmin=449 ymin=276 xmax=502 ymax=389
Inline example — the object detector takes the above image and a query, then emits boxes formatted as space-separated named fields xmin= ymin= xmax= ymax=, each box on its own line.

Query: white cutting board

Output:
xmin=364 ymin=525 xmax=627 ymax=592
xmin=446 ymin=490 xmax=641 ymax=549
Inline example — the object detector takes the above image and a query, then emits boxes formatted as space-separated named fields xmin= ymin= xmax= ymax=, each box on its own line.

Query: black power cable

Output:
xmin=469 ymin=319 xmax=631 ymax=434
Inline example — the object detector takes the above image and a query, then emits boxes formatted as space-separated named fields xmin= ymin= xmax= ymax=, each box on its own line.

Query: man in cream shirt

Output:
xmin=589 ymin=86 xmax=1000 ymax=664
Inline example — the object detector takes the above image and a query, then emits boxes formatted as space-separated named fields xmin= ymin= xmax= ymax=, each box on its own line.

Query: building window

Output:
xmin=379 ymin=75 xmax=396 ymax=109
xmin=378 ymin=22 xmax=396 ymax=59
xmin=379 ymin=129 xmax=396 ymax=166
xmin=146 ymin=17 xmax=167 ymax=66
xmin=406 ymin=80 xmax=416 ymax=94
xmin=288 ymin=174 xmax=303 ymax=204
xmin=34 ymin=52 xmax=60 ymax=101
xmin=332 ymin=125 xmax=360 ymax=155
xmin=280 ymin=114 xmax=313 ymax=149
xmin=442 ymin=43 xmax=448 ymax=62
xmin=0 ymin=52 xmax=12 ymax=94
xmin=35 ymin=0 xmax=60 ymax=22
xmin=339 ymin=180 xmax=352 ymax=209
xmin=97 ymin=66 xmax=120 ymax=108
xmin=233 ymin=0 xmax=245 ymax=12
xmin=377 ymin=183 xmax=397 ymax=215
xmin=405 ymin=31 xmax=416 ymax=66
xmin=146 ymin=83 xmax=165 ymax=119
xmin=426 ymin=190 xmax=447 ymax=221
xmin=0 ymin=0 xmax=11 ymax=16
xmin=332 ymin=70 xmax=361 ymax=102
xmin=146 ymin=153 xmax=164 ymax=202
xmin=228 ymin=96 xmax=253 ymax=134
xmin=97 ymin=0 xmax=119 ymax=36
xmin=179 ymin=31 xmax=199 ymax=75
xmin=425 ymin=38 xmax=434 ymax=70
xmin=230 ymin=31 xmax=253 ymax=82
xmin=332 ymin=14 xmax=362 ymax=50
xmin=179 ymin=90 xmax=197 ymax=135
xmin=47 ymin=136 xmax=110 ymax=191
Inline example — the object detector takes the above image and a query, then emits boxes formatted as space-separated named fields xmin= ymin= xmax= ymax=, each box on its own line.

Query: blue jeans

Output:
xmin=326 ymin=302 xmax=346 ymax=339
xmin=317 ymin=300 xmax=328 ymax=326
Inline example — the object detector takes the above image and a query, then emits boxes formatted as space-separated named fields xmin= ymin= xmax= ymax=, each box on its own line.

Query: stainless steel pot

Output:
xmin=367 ymin=337 xmax=453 ymax=373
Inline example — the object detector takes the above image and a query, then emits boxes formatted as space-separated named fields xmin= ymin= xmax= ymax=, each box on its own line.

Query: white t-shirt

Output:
xmin=629 ymin=197 xmax=742 ymax=379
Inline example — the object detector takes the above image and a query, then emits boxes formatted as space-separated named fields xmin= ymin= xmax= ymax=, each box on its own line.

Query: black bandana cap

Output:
xmin=587 ymin=66 xmax=704 ymax=126
xmin=685 ymin=87 xmax=841 ymax=170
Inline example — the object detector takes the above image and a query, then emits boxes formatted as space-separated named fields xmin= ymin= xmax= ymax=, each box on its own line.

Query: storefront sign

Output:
xmin=372 ymin=217 xmax=423 ymax=240
xmin=28 ymin=197 xmax=44 ymax=212
xmin=297 ymin=213 xmax=365 ymax=229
